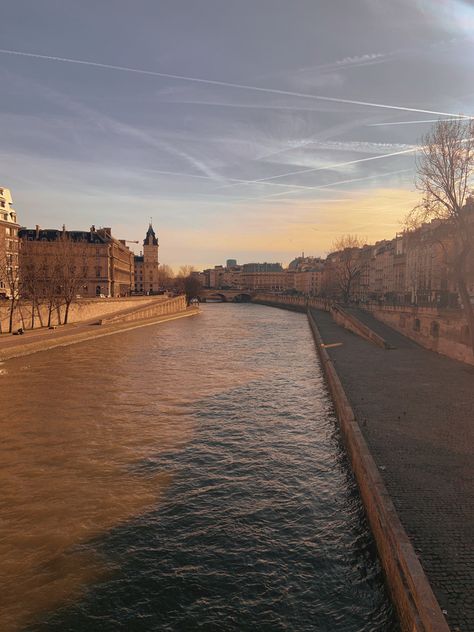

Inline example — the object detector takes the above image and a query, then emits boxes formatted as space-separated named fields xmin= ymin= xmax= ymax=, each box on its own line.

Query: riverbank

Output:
xmin=309 ymin=307 xmax=473 ymax=632
xmin=0 ymin=306 xmax=199 ymax=361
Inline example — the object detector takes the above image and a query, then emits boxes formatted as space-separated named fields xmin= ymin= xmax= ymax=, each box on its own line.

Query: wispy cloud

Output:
xmin=232 ymin=169 xmax=412 ymax=203
xmin=0 ymin=48 xmax=469 ymax=119
xmin=222 ymin=147 xmax=417 ymax=188
xmin=6 ymin=74 xmax=226 ymax=184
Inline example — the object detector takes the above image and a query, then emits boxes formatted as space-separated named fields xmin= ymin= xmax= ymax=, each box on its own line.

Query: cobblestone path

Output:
xmin=310 ymin=308 xmax=474 ymax=632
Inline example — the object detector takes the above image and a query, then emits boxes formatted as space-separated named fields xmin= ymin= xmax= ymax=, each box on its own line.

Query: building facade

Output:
xmin=134 ymin=224 xmax=160 ymax=294
xmin=0 ymin=187 xmax=20 ymax=298
xmin=19 ymin=225 xmax=134 ymax=298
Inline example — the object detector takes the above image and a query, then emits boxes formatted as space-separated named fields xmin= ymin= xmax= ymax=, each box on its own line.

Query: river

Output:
xmin=0 ymin=303 xmax=398 ymax=631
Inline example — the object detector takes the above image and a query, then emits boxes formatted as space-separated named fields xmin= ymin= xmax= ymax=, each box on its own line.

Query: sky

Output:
xmin=1 ymin=0 xmax=474 ymax=270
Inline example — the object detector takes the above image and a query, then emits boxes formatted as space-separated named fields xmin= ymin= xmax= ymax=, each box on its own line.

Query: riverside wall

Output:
xmin=0 ymin=296 xmax=195 ymax=361
xmin=252 ymin=294 xmax=474 ymax=366
xmin=329 ymin=304 xmax=390 ymax=349
xmin=363 ymin=303 xmax=474 ymax=365
xmin=99 ymin=295 xmax=188 ymax=325
xmin=252 ymin=294 xmax=331 ymax=312
xmin=0 ymin=296 xmax=161 ymax=333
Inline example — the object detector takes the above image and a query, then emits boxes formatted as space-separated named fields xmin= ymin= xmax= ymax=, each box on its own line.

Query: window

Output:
xmin=430 ymin=321 xmax=440 ymax=338
xmin=413 ymin=318 xmax=421 ymax=332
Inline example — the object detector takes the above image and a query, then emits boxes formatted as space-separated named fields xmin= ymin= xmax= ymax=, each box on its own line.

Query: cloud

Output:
xmin=0 ymin=48 xmax=469 ymax=119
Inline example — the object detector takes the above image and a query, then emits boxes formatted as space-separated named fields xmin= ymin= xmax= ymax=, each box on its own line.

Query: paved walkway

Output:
xmin=310 ymin=308 xmax=473 ymax=632
xmin=0 ymin=309 xmax=198 ymax=361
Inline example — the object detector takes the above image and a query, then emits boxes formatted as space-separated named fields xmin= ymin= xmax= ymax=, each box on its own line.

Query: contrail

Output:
xmin=220 ymin=147 xmax=418 ymax=188
xmin=234 ymin=169 xmax=412 ymax=203
xmin=368 ymin=117 xmax=467 ymax=126
xmin=0 ymin=48 xmax=470 ymax=119
xmin=144 ymin=167 xmax=329 ymax=191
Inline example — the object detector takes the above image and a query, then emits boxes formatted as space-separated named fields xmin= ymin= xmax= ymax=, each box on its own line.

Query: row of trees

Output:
xmin=0 ymin=241 xmax=202 ymax=333
xmin=0 ymin=238 xmax=91 ymax=333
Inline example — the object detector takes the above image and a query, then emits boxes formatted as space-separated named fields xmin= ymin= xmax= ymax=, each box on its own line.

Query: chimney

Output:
xmin=35 ymin=224 xmax=40 ymax=239
xmin=90 ymin=225 xmax=95 ymax=233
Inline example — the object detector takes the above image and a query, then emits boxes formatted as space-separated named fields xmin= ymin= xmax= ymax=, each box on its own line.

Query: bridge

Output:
xmin=198 ymin=289 xmax=254 ymax=303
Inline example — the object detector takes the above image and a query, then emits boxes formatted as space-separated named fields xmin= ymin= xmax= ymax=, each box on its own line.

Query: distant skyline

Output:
xmin=1 ymin=0 xmax=473 ymax=270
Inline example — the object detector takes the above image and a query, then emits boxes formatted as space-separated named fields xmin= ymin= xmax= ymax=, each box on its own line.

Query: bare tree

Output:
xmin=158 ymin=263 xmax=174 ymax=289
xmin=174 ymin=265 xmax=195 ymax=293
xmin=53 ymin=235 xmax=89 ymax=324
xmin=0 ymin=252 xmax=21 ymax=333
xmin=183 ymin=274 xmax=202 ymax=302
xmin=329 ymin=235 xmax=365 ymax=303
xmin=177 ymin=265 xmax=195 ymax=278
xmin=19 ymin=244 xmax=43 ymax=329
xmin=407 ymin=118 xmax=474 ymax=351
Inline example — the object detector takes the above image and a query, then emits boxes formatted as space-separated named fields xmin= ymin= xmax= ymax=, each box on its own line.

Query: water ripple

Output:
xmin=0 ymin=304 xmax=398 ymax=631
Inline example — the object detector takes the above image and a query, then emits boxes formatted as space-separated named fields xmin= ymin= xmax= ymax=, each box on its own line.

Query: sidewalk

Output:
xmin=0 ymin=308 xmax=199 ymax=361
xmin=310 ymin=308 xmax=473 ymax=632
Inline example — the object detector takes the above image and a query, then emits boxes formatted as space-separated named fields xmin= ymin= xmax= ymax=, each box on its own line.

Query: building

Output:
xmin=291 ymin=256 xmax=325 ymax=296
xmin=242 ymin=262 xmax=283 ymax=273
xmin=241 ymin=269 xmax=295 ymax=292
xmin=134 ymin=224 xmax=160 ymax=294
xmin=0 ymin=187 xmax=20 ymax=298
xmin=19 ymin=225 xmax=134 ymax=297
xmin=294 ymin=267 xmax=324 ymax=296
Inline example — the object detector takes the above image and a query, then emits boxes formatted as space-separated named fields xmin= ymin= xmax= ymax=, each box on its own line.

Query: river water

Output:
xmin=0 ymin=304 xmax=398 ymax=631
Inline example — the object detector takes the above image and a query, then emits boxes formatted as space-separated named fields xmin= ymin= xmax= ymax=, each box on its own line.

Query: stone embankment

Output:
xmin=362 ymin=303 xmax=474 ymax=365
xmin=0 ymin=295 xmax=161 ymax=333
xmin=252 ymin=294 xmax=474 ymax=366
xmin=252 ymin=294 xmax=390 ymax=349
xmin=0 ymin=296 xmax=198 ymax=361
xmin=253 ymin=295 xmax=473 ymax=632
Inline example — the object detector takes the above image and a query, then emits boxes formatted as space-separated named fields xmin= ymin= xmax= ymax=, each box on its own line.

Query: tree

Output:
xmin=183 ymin=274 xmax=202 ymax=302
xmin=407 ymin=118 xmax=474 ymax=352
xmin=19 ymin=244 xmax=43 ymax=329
xmin=158 ymin=264 xmax=174 ymax=289
xmin=0 ymin=252 xmax=21 ymax=333
xmin=53 ymin=235 xmax=89 ymax=324
xmin=329 ymin=235 xmax=365 ymax=303
xmin=177 ymin=265 xmax=195 ymax=278
xmin=174 ymin=265 xmax=195 ymax=293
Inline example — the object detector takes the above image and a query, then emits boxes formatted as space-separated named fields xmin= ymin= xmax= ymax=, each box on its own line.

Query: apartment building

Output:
xmin=0 ymin=187 xmax=20 ymax=298
xmin=19 ymin=225 xmax=134 ymax=297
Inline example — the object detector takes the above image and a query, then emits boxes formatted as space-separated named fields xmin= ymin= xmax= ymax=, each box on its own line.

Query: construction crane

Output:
xmin=124 ymin=240 xmax=139 ymax=244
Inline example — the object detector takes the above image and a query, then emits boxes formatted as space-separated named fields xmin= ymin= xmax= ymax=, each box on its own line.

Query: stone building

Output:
xmin=402 ymin=221 xmax=455 ymax=307
xmin=0 ymin=187 xmax=20 ymax=298
xmin=241 ymin=269 xmax=295 ymax=292
xmin=19 ymin=225 xmax=134 ymax=297
xmin=294 ymin=269 xmax=323 ymax=296
xmin=134 ymin=224 xmax=160 ymax=294
xmin=291 ymin=256 xmax=325 ymax=296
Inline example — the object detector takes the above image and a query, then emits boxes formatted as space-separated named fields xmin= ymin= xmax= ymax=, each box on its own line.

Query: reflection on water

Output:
xmin=0 ymin=304 xmax=398 ymax=631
